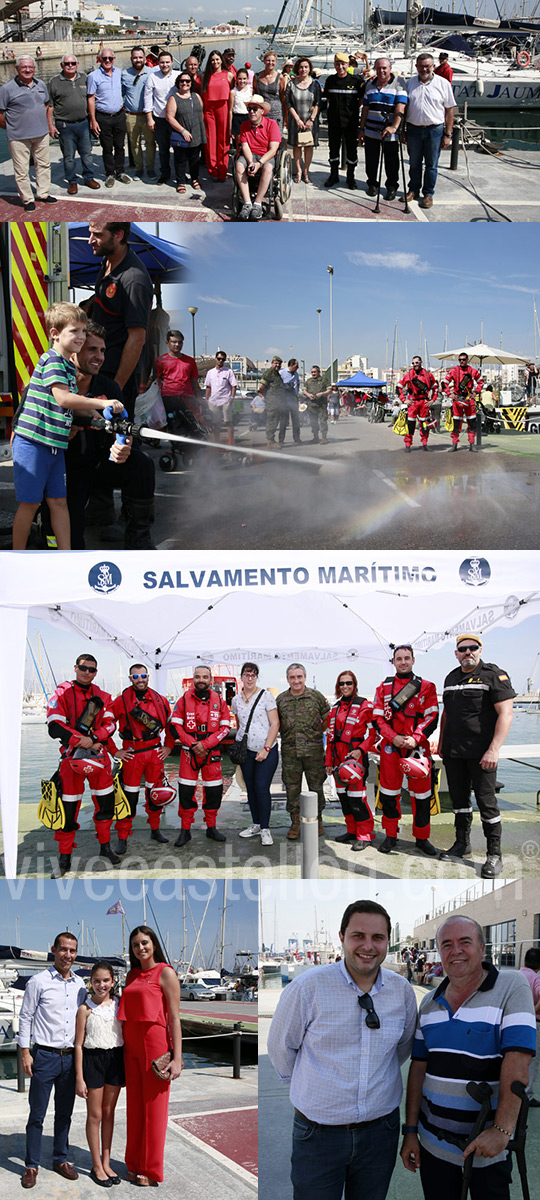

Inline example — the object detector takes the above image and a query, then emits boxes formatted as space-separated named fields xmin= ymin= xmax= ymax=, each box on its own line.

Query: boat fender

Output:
xmin=476 ymin=77 xmax=485 ymax=95
xmin=517 ymin=50 xmax=531 ymax=67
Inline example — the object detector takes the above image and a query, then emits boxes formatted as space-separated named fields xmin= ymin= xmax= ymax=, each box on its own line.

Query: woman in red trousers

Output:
xmin=117 ymin=926 xmax=182 ymax=1185
xmin=202 ymin=50 xmax=234 ymax=181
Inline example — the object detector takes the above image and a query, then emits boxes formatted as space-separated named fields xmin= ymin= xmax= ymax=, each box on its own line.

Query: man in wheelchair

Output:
xmin=235 ymin=95 xmax=281 ymax=221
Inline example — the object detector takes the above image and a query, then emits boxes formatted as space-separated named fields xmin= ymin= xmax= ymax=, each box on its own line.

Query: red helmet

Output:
xmin=69 ymin=745 xmax=110 ymax=776
xmin=337 ymin=758 xmax=365 ymax=787
xmin=149 ymin=776 xmax=177 ymax=807
xmin=400 ymin=750 xmax=431 ymax=779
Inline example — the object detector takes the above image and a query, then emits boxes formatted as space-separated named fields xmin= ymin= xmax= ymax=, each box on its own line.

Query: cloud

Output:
xmin=197 ymin=294 xmax=248 ymax=308
xmin=348 ymin=251 xmax=431 ymax=274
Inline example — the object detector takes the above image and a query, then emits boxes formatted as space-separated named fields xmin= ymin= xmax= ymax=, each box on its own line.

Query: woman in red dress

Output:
xmin=117 ymin=926 xmax=182 ymax=1186
xmin=201 ymin=50 xmax=234 ymax=181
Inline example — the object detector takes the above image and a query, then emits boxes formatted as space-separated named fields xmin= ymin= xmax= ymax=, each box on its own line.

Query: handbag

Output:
xmin=171 ymin=95 xmax=193 ymax=147
xmin=151 ymin=1049 xmax=173 ymax=1081
xmin=297 ymin=129 xmax=314 ymax=146
xmin=228 ymin=690 xmax=265 ymax=765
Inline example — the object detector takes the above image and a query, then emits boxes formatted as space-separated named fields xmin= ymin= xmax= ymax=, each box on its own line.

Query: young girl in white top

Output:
xmin=75 ymin=961 xmax=125 ymax=1187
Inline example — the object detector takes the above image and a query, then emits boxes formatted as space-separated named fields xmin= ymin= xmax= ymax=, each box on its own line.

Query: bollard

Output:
xmin=233 ymin=1024 xmax=242 ymax=1079
xmin=301 ymin=791 xmax=319 ymax=879
xmin=450 ymin=123 xmax=460 ymax=170
xmin=16 ymin=1045 xmax=26 ymax=1094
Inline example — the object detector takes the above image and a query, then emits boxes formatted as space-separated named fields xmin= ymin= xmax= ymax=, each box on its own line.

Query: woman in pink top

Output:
xmin=201 ymin=50 xmax=234 ymax=181
xmin=117 ymin=926 xmax=182 ymax=1186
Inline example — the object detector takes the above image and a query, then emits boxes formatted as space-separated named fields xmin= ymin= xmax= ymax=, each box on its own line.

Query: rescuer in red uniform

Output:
xmin=168 ymin=666 xmax=231 ymax=847
xmin=397 ymin=355 xmax=438 ymax=451
xmin=372 ymin=644 xmax=439 ymax=856
xmin=112 ymin=664 xmax=173 ymax=853
xmin=325 ymin=669 xmax=376 ymax=851
xmin=442 ymin=351 xmax=483 ymax=451
xmin=46 ymin=652 xmax=119 ymax=876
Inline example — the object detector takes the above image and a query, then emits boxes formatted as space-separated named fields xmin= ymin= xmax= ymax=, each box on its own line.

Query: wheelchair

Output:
xmin=157 ymin=401 xmax=210 ymax=473
xmin=231 ymin=141 xmax=293 ymax=221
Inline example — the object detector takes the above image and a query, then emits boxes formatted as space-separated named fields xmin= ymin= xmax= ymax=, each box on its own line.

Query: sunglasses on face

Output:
xmin=64 ymin=61 xmax=78 ymax=66
xmin=358 ymin=993 xmax=381 ymax=1029
xmin=339 ymin=681 xmax=354 ymax=687
xmin=102 ymin=56 xmax=114 ymax=62
xmin=130 ymin=673 xmax=149 ymax=680
xmin=78 ymin=665 xmax=97 ymax=673
xmin=457 ymin=645 xmax=480 ymax=654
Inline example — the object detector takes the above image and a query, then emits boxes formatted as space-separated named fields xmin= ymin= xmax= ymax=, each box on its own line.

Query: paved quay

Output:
xmin=0 ymin=135 xmax=538 ymax=224
xmin=0 ymin=1056 xmax=257 ymax=1198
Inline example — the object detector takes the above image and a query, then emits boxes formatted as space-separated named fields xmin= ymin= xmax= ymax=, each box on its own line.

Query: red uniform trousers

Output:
xmin=178 ymin=745 xmax=223 ymax=828
xmin=331 ymin=744 xmax=374 ymax=842
xmin=117 ymin=744 xmax=166 ymax=838
xmin=451 ymin=397 xmax=477 ymax=445
xmin=57 ymin=754 xmax=115 ymax=853
xmin=203 ymin=100 xmax=229 ymax=180
xmin=123 ymin=1022 xmax=170 ymax=1183
xmin=405 ymin=398 xmax=431 ymax=447
xmin=378 ymin=745 xmax=432 ymax=839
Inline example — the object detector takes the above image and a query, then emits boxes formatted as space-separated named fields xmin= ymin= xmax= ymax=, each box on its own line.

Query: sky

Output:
xmin=260 ymin=879 xmax=514 ymax=947
xmin=157 ymin=222 xmax=540 ymax=373
xmin=0 ymin=879 xmax=258 ymax=969
xmin=24 ymin=608 xmax=540 ymax=699
xmin=115 ymin=4 xmax=531 ymax=30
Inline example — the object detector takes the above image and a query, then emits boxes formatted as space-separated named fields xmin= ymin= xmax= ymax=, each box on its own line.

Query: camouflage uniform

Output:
xmin=303 ymin=377 xmax=329 ymax=442
xmin=261 ymin=367 xmax=287 ymax=444
xmin=276 ymin=687 xmax=330 ymax=815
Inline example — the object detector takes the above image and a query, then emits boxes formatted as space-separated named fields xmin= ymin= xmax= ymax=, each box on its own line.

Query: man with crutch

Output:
xmin=359 ymin=57 xmax=406 ymax=203
xmin=400 ymin=915 xmax=536 ymax=1200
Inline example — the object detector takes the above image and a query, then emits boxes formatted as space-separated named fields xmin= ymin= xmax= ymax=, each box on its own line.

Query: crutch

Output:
xmin=373 ymin=136 xmax=384 ymax=214
xmin=398 ymin=116 xmax=411 ymax=214
xmin=460 ymin=1081 xmax=494 ymax=1200
xmin=507 ymin=1081 xmax=530 ymax=1200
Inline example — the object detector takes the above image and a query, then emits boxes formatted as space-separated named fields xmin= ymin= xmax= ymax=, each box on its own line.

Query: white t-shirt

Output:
xmin=231 ymin=688 xmax=277 ymax=752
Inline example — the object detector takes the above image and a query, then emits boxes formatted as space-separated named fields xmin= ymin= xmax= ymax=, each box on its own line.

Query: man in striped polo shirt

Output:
xmin=359 ymin=58 xmax=407 ymax=201
xmin=401 ymin=915 xmax=536 ymax=1200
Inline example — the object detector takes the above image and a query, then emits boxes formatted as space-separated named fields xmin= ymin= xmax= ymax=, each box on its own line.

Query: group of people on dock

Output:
xmin=18 ymin=925 xmax=181 ymax=1188
xmin=0 ymin=42 xmax=456 ymax=214
xmin=39 ymin=633 xmax=515 ymax=883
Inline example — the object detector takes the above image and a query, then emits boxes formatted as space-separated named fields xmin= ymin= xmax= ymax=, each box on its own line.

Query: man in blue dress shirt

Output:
xmin=17 ymin=932 xmax=87 ymax=1189
xmin=87 ymin=48 xmax=130 ymax=188
xmin=268 ymin=899 xmax=417 ymax=1199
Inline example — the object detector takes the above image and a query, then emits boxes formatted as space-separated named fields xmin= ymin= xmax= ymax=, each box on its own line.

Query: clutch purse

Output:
xmin=297 ymin=130 xmax=314 ymax=146
xmin=151 ymin=1050 xmax=172 ymax=1081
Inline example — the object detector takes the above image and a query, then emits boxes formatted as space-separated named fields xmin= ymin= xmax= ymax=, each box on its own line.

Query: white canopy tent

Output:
xmin=2 ymin=550 xmax=539 ymax=877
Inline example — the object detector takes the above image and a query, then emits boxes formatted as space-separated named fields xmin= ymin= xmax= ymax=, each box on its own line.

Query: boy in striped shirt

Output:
xmin=12 ymin=301 xmax=123 ymax=549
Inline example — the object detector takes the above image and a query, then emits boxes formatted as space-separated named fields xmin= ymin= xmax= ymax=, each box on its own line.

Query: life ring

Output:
xmin=517 ymin=50 xmax=531 ymax=67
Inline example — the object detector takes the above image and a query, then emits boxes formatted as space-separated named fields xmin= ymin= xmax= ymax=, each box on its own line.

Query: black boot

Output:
xmin=324 ymin=165 xmax=339 ymax=188
xmin=481 ymin=831 xmax=502 ymax=878
xmin=334 ymin=831 xmax=356 ymax=844
xmin=51 ymin=853 xmax=72 ymax=879
xmin=99 ymin=842 xmax=121 ymax=865
xmin=439 ymin=814 xmax=472 ymax=861
xmin=378 ymin=836 xmax=397 ymax=854
xmin=151 ymin=828 xmax=169 ymax=844
xmin=124 ymin=496 xmax=156 ymax=549
xmin=346 ymin=165 xmax=357 ymax=190
xmin=116 ymin=838 xmax=128 ymax=856
xmin=206 ymin=827 xmax=226 ymax=842
xmin=175 ymin=828 xmax=192 ymax=847
xmin=415 ymin=838 xmax=438 ymax=857
xmin=84 ymin=487 xmax=116 ymax=527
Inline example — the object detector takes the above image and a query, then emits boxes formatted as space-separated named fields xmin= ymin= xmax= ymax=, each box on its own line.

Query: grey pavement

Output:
xmin=0 ymin=1061 xmax=257 ymax=1198
xmin=259 ymin=986 xmax=540 ymax=1200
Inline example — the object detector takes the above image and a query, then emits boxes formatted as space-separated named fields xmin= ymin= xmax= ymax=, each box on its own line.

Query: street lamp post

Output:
xmin=316 ymin=307 xmax=322 ymax=369
xmin=188 ymin=306 xmax=198 ymax=359
xmin=327 ymin=267 xmax=334 ymax=383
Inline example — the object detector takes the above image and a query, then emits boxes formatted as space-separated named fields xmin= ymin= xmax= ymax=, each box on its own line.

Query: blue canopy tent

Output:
xmin=337 ymin=370 xmax=386 ymax=388
xmin=67 ymin=222 xmax=189 ymax=288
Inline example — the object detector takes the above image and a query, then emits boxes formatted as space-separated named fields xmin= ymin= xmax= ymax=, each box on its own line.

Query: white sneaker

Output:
xmin=239 ymin=824 xmax=261 ymax=838
xmin=261 ymin=829 xmax=273 ymax=846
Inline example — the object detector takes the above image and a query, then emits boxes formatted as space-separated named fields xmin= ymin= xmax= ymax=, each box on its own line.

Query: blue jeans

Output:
xmin=406 ymin=123 xmax=444 ymax=197
xmin=25 ymin=1047 xmax=76 ymax=1168
xmin=56 ymin=118 xmax=95 ymax=183
xmin=291 ymin=1107 xmax=400 ymax=1199
xmin=241 ymin=745 xmax=278 ymax=828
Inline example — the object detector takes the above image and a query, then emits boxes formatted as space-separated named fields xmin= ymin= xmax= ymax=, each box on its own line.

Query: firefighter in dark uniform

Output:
xmin=167 ymin=666 xmax=230 ymax=847
xmin=439 ymin=634 xmax=515 ymax=878
xmin=397 ymin=355 xmax=438 ymax=452
xmin=372 ymin=644 xmax=439 ymax=856
xmin=111 ymin=664 xmax=173 ymax=853
xmin=322 ymin=53 xmax=365 ymax=190
xmin=46 ymin=653 xmax=119 ymax=876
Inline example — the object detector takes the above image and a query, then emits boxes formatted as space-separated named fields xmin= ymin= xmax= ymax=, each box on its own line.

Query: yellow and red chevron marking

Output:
xmin=11 ymin=222 xmax=49 ymax=399
xmin=500 ymin=406 xmax=527 ymax=431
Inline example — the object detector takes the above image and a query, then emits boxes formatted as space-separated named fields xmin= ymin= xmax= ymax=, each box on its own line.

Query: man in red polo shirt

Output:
xmin=235 ymin=94 xmax=280 ymax=221
xmin=154 ymin=328 xmax=203 ymax=421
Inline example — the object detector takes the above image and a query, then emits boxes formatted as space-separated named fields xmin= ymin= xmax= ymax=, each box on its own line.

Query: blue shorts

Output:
xmin=13 ymin=435 xmax=67 ymax=503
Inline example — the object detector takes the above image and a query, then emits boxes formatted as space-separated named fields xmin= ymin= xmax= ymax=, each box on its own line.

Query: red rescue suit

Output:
xmin=442 ymin=363 xmax=483 ymax=445
xmin=46 ymin=680 xmax=116 ymax=854
xmin=167 ymin=688 xmax=230 ymax=828
xmin=325 ymin=696 xmax=376 ymax=842
xmin=397 ymin=367 xmax=437 ymax=447
xmin=372 ymin=674 xmax=438 ymax=839
xmin=111 ymin=687 xmax=172 ymax=839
